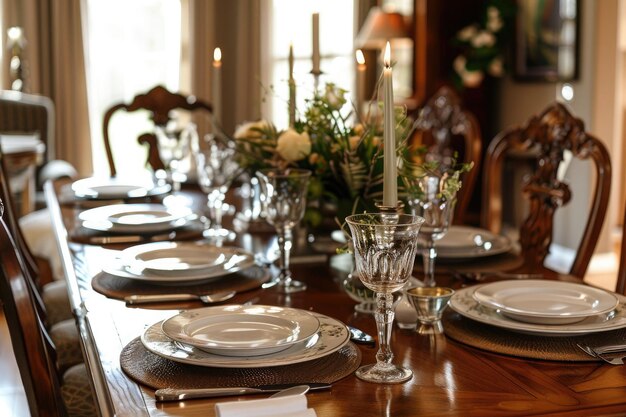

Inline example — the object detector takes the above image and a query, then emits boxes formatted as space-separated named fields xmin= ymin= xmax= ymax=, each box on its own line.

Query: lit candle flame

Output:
xmin=213 ymin=47 xmax=222 ymax=63
xmin=384 ymin=42 xmax=391 ymax=68
xmin=356 ymin=49 xmax=365 ymax=65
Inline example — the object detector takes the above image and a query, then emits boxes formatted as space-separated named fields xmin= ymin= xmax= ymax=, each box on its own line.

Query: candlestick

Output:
xmin=355 ymin=49 xmax=366 ymax=115
xmin=382 ymin=42 xmax=397 ymax=207
xmin=312 ymin=13 xmax=320 ymax=74
xmin=212 ymin=47 xmax=222 ymax=126
xmin=288 ymin=43 xmax=296 ymax=127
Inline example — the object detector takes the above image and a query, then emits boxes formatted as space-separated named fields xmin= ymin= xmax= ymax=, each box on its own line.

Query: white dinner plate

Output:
xmin=161 ymin=305 xmax=321 ymax=356
xmin=473 ymin=280 xmax=619 ymax=324
xmin=120 ymin=242 xmax=255 ymax=276
xmin=71 ymin=176 xmax=170 ymax=199
xmin=449 ymin=285 xmax=626 ymax=336
xmin=79 ymin=204 xmax=193 ymax=233
xmin=102 ymin=259 xmax=266 ymax=285
xmin=141 ymin=311 xmax=350 ymax=367
xmin=435 ymin=226 xmax=511 ymax=260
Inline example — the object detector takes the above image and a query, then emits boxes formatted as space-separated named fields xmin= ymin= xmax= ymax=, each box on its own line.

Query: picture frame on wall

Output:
xmin=514 ymin=0 xmax=579 ymax=81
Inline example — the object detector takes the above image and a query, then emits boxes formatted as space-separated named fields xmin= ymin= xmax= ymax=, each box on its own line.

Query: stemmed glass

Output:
xmin=256 ymin=169 xmax=311 ymax=293
xmin=195 ymin=135 xmax=241 ymax=241
xmin=407 ymin=175 xmax=456 ymax=287
xmin=346 ymin=213 xmax=424 ymax=384
xmin=154 ymin=123 xmax=198 ymax=190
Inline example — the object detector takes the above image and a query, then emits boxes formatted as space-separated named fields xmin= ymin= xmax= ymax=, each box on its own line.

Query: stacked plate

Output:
xmin=141 ymin=305 xmax=351 ymax=368
xmin=449 ymin=280 xmax=626 ymax=336
xmin=79 ymin=203 xmax=196 ymax=234
xmin=104 ymin=242 xmax=256 ymax=285
xmin=436 ymin=226 xmax=511 ymax=261
xmin=71 ymin=176 xmax=171 ymax=200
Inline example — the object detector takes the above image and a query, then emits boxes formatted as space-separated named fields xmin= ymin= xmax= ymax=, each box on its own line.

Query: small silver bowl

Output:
xmin=406 ymin=287 xmax=455 ymax=335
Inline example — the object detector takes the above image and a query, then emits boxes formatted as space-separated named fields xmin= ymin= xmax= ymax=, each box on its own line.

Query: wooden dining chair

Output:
xmin=409 ymin=86 xmax=482 ymax=224
xmin=481 ymin=102 xmax=611 ymax=280
xmin=0 ymin=198 xmax=96 ymax=417
xmin=102 ymin=85 xmax=213 ymax=176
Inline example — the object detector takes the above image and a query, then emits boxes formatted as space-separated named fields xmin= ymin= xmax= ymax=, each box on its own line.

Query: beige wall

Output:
xmin=497 ymin=0 xmax=622 ymax=260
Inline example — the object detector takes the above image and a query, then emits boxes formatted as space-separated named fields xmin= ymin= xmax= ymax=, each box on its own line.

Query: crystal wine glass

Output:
xmin=346 ymin=213 xmax=424 ymax=384
xmin=256 ymin=168 xmax=311 ymax=293
xmin=154 ymin=123 xmax=198 ymax=190
xmin=407 ymin=175 xmax=456 ymax=287
xmin=195 ymin=135 xmax=241 ymax=241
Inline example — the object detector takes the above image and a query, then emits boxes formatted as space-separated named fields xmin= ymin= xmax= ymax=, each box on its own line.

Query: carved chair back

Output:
xmin=0 ymin=200 xmax=67 ymax=417
xmin=102 ymin=85 xmax=213 ymax=176
xmin=481 ymin=102 xmax=611 ymax=279
xmin=410 ymin=86 xmax=482 ymax=224
xmin=0 ymin=148 xmax=46 ymax=305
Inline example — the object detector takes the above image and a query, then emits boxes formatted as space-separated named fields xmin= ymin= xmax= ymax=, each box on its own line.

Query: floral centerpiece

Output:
xmin=451 ymin=0 xmax=515 ymax=88
xmin=232 ymin=83 xmax=412 ymax=229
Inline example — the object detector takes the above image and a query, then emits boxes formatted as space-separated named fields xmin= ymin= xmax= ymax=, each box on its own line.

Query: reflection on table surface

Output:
xmin=45 ymin=177 xmax=626 ymax=417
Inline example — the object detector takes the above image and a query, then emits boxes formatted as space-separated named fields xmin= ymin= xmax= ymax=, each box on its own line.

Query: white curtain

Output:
xmin=2 ymin=0 xmax=93 ymax=175
xmin=185 ymin=0 xmax=263 ymax=136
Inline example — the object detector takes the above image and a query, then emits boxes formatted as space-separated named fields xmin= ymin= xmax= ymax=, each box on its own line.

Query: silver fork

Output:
xmin=576 ymin=343 xmax=626 ymax=365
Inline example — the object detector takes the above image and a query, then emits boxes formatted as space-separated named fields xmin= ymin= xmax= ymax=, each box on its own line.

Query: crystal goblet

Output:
xmin=256 ymin=168 xmax=311 ymax=293
xmin=195 ymin=135 xmax=241 ymax=241
xmin=346 ymin=213 xmax=424 ymax=384
xmin=154 ymin=123 xmax=198 ymax=190
xmin=407 ymin=175 xmax=456 ymax=287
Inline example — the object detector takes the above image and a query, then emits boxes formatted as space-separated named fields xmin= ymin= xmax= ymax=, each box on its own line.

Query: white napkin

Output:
xmin=215 ymin=394 xmax=317 ymax=417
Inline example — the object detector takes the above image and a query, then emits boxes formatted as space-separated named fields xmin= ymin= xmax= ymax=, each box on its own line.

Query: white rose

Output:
xmin=471 ymin=31 xmax=496 ymax=48
xmin=487 ymin=16 xmax=503 ymax=32
xmin=457 ymin=25 xmax=478 ymax=42
xmin=453 ymin=55 xmax=467 ymax=75
xmin=462 ymin=69 xmax=484 ymax=88
xmin=233 ymin=120 xmax=269 ymax=139
xmin=276 ymin=129 xmax=311 ymax=162
xmin=488 ymin=56 xmax=504 ymax=77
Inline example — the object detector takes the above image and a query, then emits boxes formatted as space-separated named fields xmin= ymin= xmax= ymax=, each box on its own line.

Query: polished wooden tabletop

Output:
xmin=45 ymin=178 xmax=626 ymax=417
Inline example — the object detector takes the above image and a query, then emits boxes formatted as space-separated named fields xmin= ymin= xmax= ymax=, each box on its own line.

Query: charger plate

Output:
xmin=450 ymin=285 xmax=626 ymax=336
xmin=79 ymin=204 xmax=193 ymax=233
xmin=141 ymin=312 xmax=349 ymax=368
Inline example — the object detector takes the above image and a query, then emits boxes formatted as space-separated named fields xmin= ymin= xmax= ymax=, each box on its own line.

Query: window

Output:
xmin=267 ymin=0 xmax=355 ymax=128
xmin=82 ymin=0 xmax=181 ymax=176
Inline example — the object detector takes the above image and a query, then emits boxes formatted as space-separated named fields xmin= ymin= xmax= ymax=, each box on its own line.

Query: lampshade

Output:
xmin=355 ymin=7 xmax=410 ymax=50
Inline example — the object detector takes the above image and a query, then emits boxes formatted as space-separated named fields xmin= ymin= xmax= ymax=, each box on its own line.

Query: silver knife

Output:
xmin=87 ymin=231 xmax=174 ymax=244
xmin=155 ymin=382 xmax=331 ymax=402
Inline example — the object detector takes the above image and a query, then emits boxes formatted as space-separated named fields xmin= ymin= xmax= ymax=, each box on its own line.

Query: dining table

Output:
xmin=45 ymin=176 xmax=626 ymax=417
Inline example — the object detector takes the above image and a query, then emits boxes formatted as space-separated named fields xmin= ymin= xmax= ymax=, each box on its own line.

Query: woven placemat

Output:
xmin=69 ymin=220 xmax=205 ymax=245
xmin=92 ymin=265 xmax=270 ymax=300
xmin=443 ymin=310 xmax=626 ymax=361
xmin=120 ymin=338 xmax=361 ymax=389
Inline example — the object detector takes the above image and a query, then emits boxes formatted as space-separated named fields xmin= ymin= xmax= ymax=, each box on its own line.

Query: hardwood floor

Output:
xmin=0 ymin=307 xmax=30 ymax=417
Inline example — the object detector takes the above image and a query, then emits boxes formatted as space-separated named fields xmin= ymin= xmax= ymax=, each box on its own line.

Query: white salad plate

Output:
xmin=436 ymin=226 xmax=511 ymax=260
xmin=161 ymin=305 xmax=321 ymax=356
xmin=79 ymin=204 xmax=193 ymax=233
xmin=449 ymin=285 xmax=626 ymax=336
xmin=120 ymin=242 xmax=255 ymax=276
xmin=71 ymin=176 xmax=170 ymax=199
xmin=142 ymin=311 xmax=350 ymax=367
xmin=472 ymin=280 xmax=619 ymax=324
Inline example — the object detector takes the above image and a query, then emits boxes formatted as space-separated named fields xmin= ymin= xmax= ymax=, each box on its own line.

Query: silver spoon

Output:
xmin=124 ymin=290 xmax=236 ymax=305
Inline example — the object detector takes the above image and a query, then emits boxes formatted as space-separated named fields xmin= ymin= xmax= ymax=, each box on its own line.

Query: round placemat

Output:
xmin=92 ymin=265 xmax=270 ymax=301
xmin=443 ymin=310 xmax=626 ymax=361
xmin=120 ymin=338 xmax=361 ymax=389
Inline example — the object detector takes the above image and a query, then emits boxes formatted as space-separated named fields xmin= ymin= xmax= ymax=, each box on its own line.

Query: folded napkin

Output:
xmin=215 ymin=394 xmax=317 ymax=417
